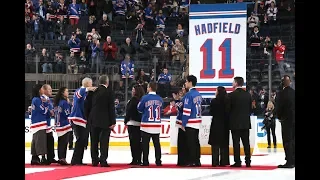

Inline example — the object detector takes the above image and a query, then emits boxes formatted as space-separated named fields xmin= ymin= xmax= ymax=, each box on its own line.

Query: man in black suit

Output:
xmin=228 ymin=76 xmax=252 ymax=167
xmin=276 ymin=75 xmax=295 ymax=168
xmin=88 ymin=75 xmax=116 ymax=167
xmin=84 ymin=90 xmax=95 ymax=150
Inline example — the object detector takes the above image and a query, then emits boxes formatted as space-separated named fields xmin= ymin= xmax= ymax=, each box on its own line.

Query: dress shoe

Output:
xmin=267 ymin=145 xmax=271 ymax=148
xmin=100 ymin=162 xmax=110 ymax=167
xmin=246 ymin=163 xmax=251 ymax=167
xmin=49 ymin=159 xmax=58 ymax=164
xmin=278 ymin=163 xmax=294 ymax=168
xmin=128 ymin=161 xmax=140 ymax=165
xmin=41 ymin=157 xmax=51 ymax=165
xmin=71 ymin=162 xmax=87 ymax=166
xmin=58 ymin=159 xmax=69 ymax=166
xmin=187 ymin=163 xmax=201 ymax=167
xmin=230 ymin=163 xmax=241 ymax=167
xmin=211 ymin=164 xmax=218 ymax=167
xmin=140 ymin=163 xmax=149 ymax=166
xmin=31 ymin=160 xmax=41 ymax=165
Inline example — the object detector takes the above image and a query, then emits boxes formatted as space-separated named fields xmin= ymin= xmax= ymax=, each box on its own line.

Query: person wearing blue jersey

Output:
xmin=173 ymin=88 xmax=189 ymax=166
xmin=68 ymin=0 xmax=81 ymax=26
xmin=54 ymin=87 xmax=72 ymax=165
xmin=68 ymin=77 xmax=97 ymax=165
xmin=42 ymin=84 xmax=58 ymax=164
xmin=137 ymin=82 xmax=163 ymax=166
xmin=30 ymin=84 xmax=50 ymax=165
xmin=179 ymin=75 xmax=202 ymax=167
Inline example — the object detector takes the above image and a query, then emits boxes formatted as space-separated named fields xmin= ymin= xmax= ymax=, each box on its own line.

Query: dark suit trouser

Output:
xmin=90 ymin=126 xmax=111 ymax=163
xmin=68 ymin=131 xmax=74 ymax=149
xmin=281 ymin=121 xmax=295 ymax=164
xmin=46 ymin=132 xmax=55 ymax=161
xmin=71 ymin=124 xmax=87 ymax=164
xmin=185 ymin=127 xmax=200 ymax=164
xmin=266 ymin=123 xmax=277 ymax=146
xmin=177 ymin=128 xmax=189 ymax=165
xmin=84 ymin=125 xmax=90 ymax=148
xmin=128 ymin=125 xmax=142 ymax=163
xmin=231 ymin=129 xmax=251 ymax=164
xmin=141 ymin=131 xmax=161 ymax=164
xmin=211 ymin=145 xmax=230 ymax=166
xmin=58 ymin=133 xmax=69 ymax=159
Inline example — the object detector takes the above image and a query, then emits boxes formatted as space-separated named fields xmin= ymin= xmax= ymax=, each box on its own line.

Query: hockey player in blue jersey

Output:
xmin=30 ymin=84 xmax=50 ymax=165
xmin=173 ymin=89 xmax=190 ymax=166
xmin=54 ymin=87 xmax=72 ymax=165
xmin=137 ymin=82 xmax=163 ymax=166
xmin=41 ymin=84 xmax=58 ymax=164
xmin=68 ymin=77 xmax=97 ymax=165
xmin=179 ymin=75 xmax=202 ymax=166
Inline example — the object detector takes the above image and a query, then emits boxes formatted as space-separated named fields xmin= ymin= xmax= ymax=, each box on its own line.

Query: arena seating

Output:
xmin=25 ymin=0 xmax=295 ymax=117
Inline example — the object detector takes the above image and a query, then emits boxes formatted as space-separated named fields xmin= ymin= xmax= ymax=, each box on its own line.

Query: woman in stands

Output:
xmin=30 ymin=84 xmax=50 ymax=165
xmin=53 ymin=87 xmax=72 ymax=165
xmin=208 ymin=86 xmax=230 ymax=167
xmin=124 ymin=84 xmax=145 ymax=165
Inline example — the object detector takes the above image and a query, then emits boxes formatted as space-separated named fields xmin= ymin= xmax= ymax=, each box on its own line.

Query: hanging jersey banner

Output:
xmin=189 ymin=3 xmax=247 ymax=98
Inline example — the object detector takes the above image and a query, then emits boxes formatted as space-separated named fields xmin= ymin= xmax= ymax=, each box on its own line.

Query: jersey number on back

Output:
xmin=148 ymin=106 xmax=161 ymax=121
xmin=200 ymin=38 xmax=234 ymax=79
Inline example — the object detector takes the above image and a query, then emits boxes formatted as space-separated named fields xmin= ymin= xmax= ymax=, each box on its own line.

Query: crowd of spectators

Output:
xmin=25 ymin=0 xmax=295 ymax=117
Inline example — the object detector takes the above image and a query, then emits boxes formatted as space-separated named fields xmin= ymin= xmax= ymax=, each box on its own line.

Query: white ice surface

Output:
xmin=25 ymin=147 xmax=295 ymax=180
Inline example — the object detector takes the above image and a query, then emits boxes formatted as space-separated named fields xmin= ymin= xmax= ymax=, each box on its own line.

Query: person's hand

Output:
xmin=87 ymin=87 xmax=97 ymax=91
xmin=109 ymin=124 xmax=115 ymax=130
xmin=181 ymin=126 xmax=185 ymax=131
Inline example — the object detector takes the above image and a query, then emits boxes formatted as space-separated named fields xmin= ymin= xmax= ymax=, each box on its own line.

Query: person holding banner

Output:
xmin=208 ymin=86 xmax=230 ymax=167
xmin=228 ymin=77 xmax=252 ymax=168
xmin=179 ymin=75 xmax=202 ymax=167
xmin=53 ymin=87 xmax=72 ymax=165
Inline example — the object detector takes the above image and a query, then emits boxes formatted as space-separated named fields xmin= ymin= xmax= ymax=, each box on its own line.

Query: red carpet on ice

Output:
xmin=25 ymin=163 xmax=278 ymax=180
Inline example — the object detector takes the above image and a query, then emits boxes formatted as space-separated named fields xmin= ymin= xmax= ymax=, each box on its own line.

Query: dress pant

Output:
xmin=266 ymin=123 xmax=277 ymax=146
xmin=177 ymin=128 xmax=189 ymax=165
xmin=68 ymin=131 xmax=74 ymax=149
xmin=46 ymin=132 xmax=55 ymax=161
xmin=281 ymin=121 xmax=295 ymax=164
xmin=58 ymin=133 xmax=70 ymax=159
xmin=71 ymin=123 xmax=87 ymax=164
xmin=31 ymin=129 xmax=47 ymax=156
xmin=185 ymin=127 xmax=200 ymax=164
xmin=141 ymin=131 xmax=161 ymax=164
xmin=84 ymin=125 xmax=90 ymax=148
xmin=211 ymin=145 xmax=230 ymax=166
xmin=231 ymin=129 xmax=251 ymax=164
xmin=90 ymin=126 xmax=111 ymax=163
xmin=128 ymin=125 xmax=142 ymax=163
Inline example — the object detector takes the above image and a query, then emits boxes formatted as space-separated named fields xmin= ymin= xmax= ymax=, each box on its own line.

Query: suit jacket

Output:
xmin=276 ymin=86 xmax=295 ymax=123
xmin=227 ymin=88 xmax=252 ymax=130
xmin=84 ymin=91 xmax=94 ymax=121
xmin=88 ymin=85 xmax=116 ymax=129
xmin=208 ymin=98 xmax=230 ymax=146
xmin=124 ymin=96 xmax=141 ymax=124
